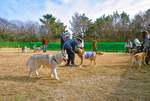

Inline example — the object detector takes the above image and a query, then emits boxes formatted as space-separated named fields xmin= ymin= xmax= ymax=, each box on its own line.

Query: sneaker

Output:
xmin=70 ymin=64 xmax=76 ymax=67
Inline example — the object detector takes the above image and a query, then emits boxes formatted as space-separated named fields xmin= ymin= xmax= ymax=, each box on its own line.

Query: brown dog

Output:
xmin=131 ymin=52 xmax=146 ymax=70
xmin=75 ymin=48 xmax=103 ymax=65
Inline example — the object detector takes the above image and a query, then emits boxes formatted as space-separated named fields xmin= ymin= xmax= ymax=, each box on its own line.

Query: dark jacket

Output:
xmin=60 ymin=32 xmax=70 ymax=50
xmin=62 ymin=39 xmax=77 ymax=52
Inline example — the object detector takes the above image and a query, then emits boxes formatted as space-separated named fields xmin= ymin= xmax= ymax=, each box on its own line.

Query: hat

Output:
xmin=76 ymin=37 xmax=82 ymax=43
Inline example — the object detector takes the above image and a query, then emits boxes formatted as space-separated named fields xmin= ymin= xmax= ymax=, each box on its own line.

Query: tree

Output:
xmin=40 ymin=14 xmax=56 ymax=35
xmin=55 ymin=19 xmax=66 ymax=38
xmin=40 ymin=14 xmax=66 ymax=39
xmin=0 ymin=18 xmax=14 ymax=34
xmin=143 ymin=9 xmax=150 ymax=32
xmin=70 ymin=12 xmax=91 ymax=38
xmin=119 ymin=12 xmax=130 ymax=41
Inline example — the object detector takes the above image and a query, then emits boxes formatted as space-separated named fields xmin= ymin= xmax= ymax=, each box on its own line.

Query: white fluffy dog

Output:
xmin=26 ymin=52 xmax=67 ymax=80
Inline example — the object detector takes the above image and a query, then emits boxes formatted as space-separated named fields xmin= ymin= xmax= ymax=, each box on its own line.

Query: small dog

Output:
xmin=75 ymin=48 xmax=103 ymax=65
xmin=33 ymin=46 xmax=42 ymax=53
xmin=22 ymin=46 xmax=28 ymax=53
xmin=131 ymin=52 xmax=146 ymax=70
xmin=26 ymin=52 xmax=67 ymax=80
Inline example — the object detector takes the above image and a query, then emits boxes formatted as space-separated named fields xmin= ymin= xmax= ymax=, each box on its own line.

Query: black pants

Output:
xmin=66 ymin=49 xmax=75 ymax=65
xmin=145 ymin=47 xmax=150 ymax=65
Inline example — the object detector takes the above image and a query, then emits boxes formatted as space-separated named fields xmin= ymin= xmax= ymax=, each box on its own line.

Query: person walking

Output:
xmin=92 ymin=40 xmax=97 ymax=51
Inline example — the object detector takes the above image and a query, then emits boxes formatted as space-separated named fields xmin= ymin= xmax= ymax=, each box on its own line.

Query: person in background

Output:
xmin=77 ymin=32 xmax=84 ymax=49
xmin=62 ymin=38 xmax=82 ymax=66
xmin=141 ymin=30 xmax=150 ymax=65
xmin=42 ymin=36 xmax=49 ymax=52
xmin=141 ymin=30 xmax=150 ymax=51
xmin=92 ymin=40 xmax=97 ymax=51
xmin=133 ymin=38 xmax=141 ymax=53
xmin=60 ymin=31 xmax=70 ymax=50
xmin=78 ymin=39 xmax=84 ymax=49
xmin=125 ymin=39 xmax=133 ymax=53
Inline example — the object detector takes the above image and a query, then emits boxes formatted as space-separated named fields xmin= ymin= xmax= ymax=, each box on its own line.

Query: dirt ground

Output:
xmin=0 ymin=48 xmax=150 ymax=101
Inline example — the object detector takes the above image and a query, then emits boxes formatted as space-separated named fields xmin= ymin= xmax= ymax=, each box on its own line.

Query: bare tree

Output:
xmin=70 ymin=12 xmax=91 ymax=38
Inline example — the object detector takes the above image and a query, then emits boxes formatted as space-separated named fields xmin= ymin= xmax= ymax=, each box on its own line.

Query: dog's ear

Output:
xmin=75 ymin=48 xmax=80 ymax=53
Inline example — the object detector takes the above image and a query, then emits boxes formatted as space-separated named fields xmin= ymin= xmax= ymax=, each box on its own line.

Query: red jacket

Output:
xmin=42 ymin=38 xmax=49 ymax=45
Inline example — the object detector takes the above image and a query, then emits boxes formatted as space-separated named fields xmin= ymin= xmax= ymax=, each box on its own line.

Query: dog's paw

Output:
xmin=51 ymin=74 xmax=55 ymax=79
xmin=55 ymin=77 xmax=60 ymax=80
xmin=51 ymin=77 xmax=59 ymax=80
xmin=36 ymin=76 xmax=41 ymax=79
xmin=79 ymin=65 xmax=82 ymax=68
xmin=51 ymin=76 xmax=59 ymax=80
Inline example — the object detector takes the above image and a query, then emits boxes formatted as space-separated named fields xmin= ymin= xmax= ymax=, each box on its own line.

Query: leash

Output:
xmin=52 ymin=56 xmax=59 ymax=64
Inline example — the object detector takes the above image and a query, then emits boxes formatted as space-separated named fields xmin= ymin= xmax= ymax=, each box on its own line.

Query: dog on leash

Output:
xmin=75 ymin=48 xmax=103 ymax=65
xmin=131 ymin=52 xmax=146 ymax=70
xmin=26 ymin=52 xmax=67 ymax=80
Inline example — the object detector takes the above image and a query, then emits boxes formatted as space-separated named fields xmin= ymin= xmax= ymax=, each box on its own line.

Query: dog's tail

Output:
xmin=96 ymin=52 xmax=103 ymax=55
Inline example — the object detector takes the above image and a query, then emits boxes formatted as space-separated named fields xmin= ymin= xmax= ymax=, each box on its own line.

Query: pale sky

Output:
xmin=0 ymin=0 xmax=150 ymax=29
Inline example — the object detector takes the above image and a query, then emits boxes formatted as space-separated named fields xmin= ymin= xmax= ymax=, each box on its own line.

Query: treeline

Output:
xmin=0 ymin=14 xmax=66 ymax=41
xmin=70 ymin=9 xmax=150 ymax=41
xmin=0 ymin=9 xmax=150 ymax=42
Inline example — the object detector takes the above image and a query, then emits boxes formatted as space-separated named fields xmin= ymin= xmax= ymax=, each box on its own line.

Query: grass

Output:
xmin=0 ymin=51 xmax=150 ymax=101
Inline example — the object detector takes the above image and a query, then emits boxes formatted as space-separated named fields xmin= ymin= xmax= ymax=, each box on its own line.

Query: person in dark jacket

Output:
xmin=62 ymin=38 xmax=82 ymax=66
xmin=141 ymin=30 xmax=150 ymax=51
xmin=141 ymin=30 xmax=150 ymax=65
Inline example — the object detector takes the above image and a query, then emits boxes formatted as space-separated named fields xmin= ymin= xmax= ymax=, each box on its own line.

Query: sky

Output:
xmin=0 ymin=0 xmax=150 ymax=30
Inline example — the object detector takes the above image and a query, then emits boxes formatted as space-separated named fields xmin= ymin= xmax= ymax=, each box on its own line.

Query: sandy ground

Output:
xmin=0 ymin=48 xmax=150 ymax=101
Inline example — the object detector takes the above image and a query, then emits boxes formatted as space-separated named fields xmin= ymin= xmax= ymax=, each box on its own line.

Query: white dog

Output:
xmin=33 ymin=46 xmax=42 ymax=53
xmin=22 ymin=46 xmax=29 ymax=53
xmin=26 ymin=52 xmax=67 ymax=80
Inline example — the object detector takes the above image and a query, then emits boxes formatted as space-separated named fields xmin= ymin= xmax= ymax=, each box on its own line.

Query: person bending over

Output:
xmin=62 ymin=38 xmax=82 ymax=66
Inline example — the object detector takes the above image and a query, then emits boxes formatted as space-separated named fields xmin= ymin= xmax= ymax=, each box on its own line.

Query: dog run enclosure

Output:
xmin=0 ymin=41 xmax=126 ymax=52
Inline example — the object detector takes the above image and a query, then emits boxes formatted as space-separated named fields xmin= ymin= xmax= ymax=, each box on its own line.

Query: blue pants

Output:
xmin=43 ymin=45 xmax=48 ymax=52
